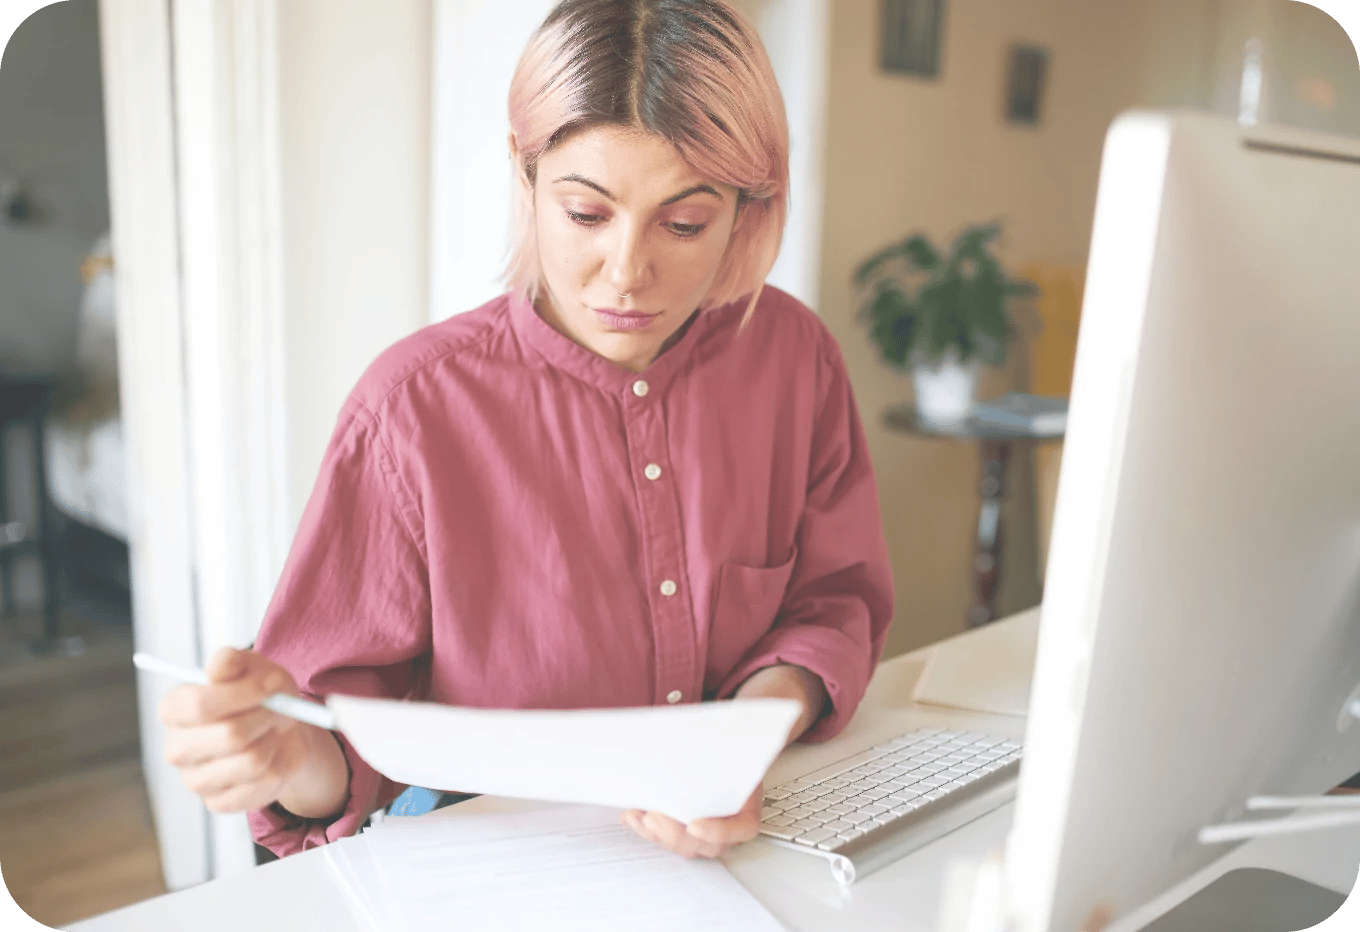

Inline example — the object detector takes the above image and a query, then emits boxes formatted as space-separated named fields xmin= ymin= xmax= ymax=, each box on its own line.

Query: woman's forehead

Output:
xmin=540 ymin=125 xmax=732 ymax=204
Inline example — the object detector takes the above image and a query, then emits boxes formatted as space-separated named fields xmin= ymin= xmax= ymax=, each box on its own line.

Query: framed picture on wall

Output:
xmin=881 ymin=0 xmax=946 ymax=79
xmin=1005 ymin=44 xmax=1049 ymax=125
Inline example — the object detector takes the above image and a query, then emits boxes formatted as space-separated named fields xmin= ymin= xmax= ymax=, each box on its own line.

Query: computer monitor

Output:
xmin=1004 ymin=110 xmax=1360 ymax=932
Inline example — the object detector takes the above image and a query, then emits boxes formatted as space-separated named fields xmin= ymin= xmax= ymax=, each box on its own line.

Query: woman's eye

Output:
xmin=668 ymin=222 xmax=707 ymax=238
xmin=565 ymin=209 xmax=605 ymax=227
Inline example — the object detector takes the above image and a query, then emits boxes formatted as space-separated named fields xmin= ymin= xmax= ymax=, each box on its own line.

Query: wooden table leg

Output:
xmin=967 ymin=439 xmax=1012 ymax=628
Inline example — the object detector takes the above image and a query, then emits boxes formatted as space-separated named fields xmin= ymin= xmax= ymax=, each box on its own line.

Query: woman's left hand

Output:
xmin=620 ymin=783 xmax=762 ymax=859
xmin=623 ymin=663 xmax=825 ymax=858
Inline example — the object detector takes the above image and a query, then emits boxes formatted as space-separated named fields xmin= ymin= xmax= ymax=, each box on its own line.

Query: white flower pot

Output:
xmin=912 ymin=349 xmax=980 ymax=425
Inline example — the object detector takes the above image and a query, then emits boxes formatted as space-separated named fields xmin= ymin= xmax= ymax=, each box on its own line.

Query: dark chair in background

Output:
xmin=0 ymin=377 xmax=71 ymax=652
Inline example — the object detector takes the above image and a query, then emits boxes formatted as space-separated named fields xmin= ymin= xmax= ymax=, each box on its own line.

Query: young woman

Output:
xmin=159 ymin=0 xmax=893 ymax=862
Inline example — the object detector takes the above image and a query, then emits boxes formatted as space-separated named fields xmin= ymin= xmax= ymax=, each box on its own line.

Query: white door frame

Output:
xmin=99 ymin=0 xmax=291 ymax=887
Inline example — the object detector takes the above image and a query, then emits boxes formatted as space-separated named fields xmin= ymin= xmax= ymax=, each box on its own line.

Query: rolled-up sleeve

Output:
xmin=717 ymin=337 xmax=894 ymax=741
xmin=246 ymin=399 xmax=432 ymax=857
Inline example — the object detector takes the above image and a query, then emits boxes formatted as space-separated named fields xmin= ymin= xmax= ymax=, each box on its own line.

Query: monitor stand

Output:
xmin=1138 ymin=868 xmax=1344 ymax=932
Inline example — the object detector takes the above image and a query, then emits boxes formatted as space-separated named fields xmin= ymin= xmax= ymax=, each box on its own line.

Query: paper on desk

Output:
xmin=326 ymin=695 xmax=800 ymax=823
xmin=324 ymin=835 xmax=399 ymax=932
xmin=347 ymin=804 xmax=788 ymax=932
xmin=911 ymin=607 xmax=1040 ymax=717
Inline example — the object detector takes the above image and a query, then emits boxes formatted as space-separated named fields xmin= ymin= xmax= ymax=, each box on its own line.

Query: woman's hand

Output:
xmin=622 ymin=663 xmax=828 ymax=858
xmin=620 ymin=783 xmax=762 ymax=859
xmin=159 ymin=647 xmax=349 ymax=817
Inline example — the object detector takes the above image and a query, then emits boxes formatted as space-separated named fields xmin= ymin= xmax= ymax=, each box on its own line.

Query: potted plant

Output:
xmin=854 ymin=221 xmax=1038 ymax=424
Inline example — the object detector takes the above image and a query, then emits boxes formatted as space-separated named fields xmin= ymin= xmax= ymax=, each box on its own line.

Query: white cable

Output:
xmin=1200 ymin=809 xmax=1360 ymax=845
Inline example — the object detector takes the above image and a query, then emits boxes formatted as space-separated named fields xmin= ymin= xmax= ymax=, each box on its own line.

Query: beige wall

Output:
xmin=823 ymin=0 xmax=1359 ymax=658
xmin=821 ymin=0 xmax=1173 ymax=657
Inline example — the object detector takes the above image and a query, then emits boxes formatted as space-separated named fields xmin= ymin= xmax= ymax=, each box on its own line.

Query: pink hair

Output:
xmin=504 ymin=0 xmax=789 ymax=318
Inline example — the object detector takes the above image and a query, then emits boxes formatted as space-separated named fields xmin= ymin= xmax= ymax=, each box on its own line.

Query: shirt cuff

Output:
xmin=717 ymin=621 xmax=873 ymax=744
xmin=246 ymin=733 xmax=402 ymax=858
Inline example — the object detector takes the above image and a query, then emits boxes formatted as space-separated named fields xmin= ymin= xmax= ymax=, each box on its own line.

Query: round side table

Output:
xmin=884 ymin=402 xmax=1064 ymax=628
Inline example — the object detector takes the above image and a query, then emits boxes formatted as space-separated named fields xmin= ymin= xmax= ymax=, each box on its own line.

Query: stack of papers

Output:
xmin=970 ymin=393 xmax=1068 ymax=435
xmin=325 ymin=804 xmax=789 ymax=931
xmin=317 ymin=697 xmax=803 ymax=929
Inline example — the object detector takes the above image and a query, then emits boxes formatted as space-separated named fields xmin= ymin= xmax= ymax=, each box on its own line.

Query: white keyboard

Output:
xmin=759 ymin=727 xmax=1022 ymax=884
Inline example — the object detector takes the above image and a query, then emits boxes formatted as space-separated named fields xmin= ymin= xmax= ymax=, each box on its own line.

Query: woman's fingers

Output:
xmin=159 ymin=648 xmax=302 ymax=729
xmin=686 ymin=809 xmax=759 ymax=848
xmin=622 ymin=784 xmax=764 ymax=858
xmin=164 ymin=706 xmax=280 ymax=768
xmin=623 ymin=810 xmax=730 ymax=859
xmin=179 ymin=723 xmax=307 ymax=813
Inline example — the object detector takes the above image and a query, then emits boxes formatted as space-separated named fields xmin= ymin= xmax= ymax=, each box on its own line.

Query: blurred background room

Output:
xmin=0 ymin=0 xmax=1355 ymax=926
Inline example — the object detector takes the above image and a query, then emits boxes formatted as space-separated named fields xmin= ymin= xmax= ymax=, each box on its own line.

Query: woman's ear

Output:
xmin=508 ymin=132 xmax=533 ymax=192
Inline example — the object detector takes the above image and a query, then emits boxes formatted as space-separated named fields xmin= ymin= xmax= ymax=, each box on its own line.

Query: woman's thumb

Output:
xmin=205 ymin=645 xmax=247 ymax=683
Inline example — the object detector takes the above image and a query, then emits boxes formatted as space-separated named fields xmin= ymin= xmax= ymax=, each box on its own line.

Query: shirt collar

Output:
xmin=508 ymin=290 xmax=715 ymax=397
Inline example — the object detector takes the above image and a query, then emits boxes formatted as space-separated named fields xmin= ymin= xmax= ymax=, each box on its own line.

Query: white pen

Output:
xmin=132 ymin=652 xmax=338 ymax=731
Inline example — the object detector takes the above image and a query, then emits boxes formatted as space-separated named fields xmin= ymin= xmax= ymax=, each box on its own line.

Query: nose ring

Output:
xmin=617 ymin=291 xmax=631 ymax=299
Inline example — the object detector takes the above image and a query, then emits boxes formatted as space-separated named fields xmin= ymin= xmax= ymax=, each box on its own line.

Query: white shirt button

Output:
xmin=644 ymin=463 xmax=662 ymax=481
xmin=666 ymin=690 xmax=683 ymax=704
xmin=660 ymin=579 xmax=677 ymax=597
xmin=632 ymin=379 xmax=650 ymax=397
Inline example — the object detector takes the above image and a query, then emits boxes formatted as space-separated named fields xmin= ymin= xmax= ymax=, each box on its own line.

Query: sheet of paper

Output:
xmin=326 ymin=695 xmax=800 ymax=823
xmin=911 ymin=606 xmax=1040 ymax=717
xmin=323 ymin=836 xmax=397 ymax=932
xmin=358 ymin=804 xmax=788 ymax=932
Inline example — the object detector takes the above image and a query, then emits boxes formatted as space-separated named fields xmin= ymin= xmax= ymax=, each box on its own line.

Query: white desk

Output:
xmin=67 ymin=608 xmax=1360 ymax=932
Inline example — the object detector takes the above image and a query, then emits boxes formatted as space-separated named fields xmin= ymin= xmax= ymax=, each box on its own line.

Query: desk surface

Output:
xmin=65 ymin=608 xmax=1360 ymax=932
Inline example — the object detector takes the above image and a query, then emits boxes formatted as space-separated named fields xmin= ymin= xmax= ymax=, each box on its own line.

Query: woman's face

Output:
xmin=529 ymin=124 xmax=740 ymax=373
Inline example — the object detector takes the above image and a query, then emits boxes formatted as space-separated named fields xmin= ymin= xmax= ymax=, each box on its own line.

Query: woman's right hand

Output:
xmin=159 ymin=647 xmax=347 ymax=817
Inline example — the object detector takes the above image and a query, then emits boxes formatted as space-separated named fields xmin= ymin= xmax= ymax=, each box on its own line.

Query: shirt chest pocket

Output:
xmin=707 ymin=551 xmax=797 ymax=683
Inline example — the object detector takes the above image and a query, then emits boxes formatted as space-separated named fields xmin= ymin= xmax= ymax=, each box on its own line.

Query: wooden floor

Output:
xmin=0 ymin=605 xmax=166 ymax=927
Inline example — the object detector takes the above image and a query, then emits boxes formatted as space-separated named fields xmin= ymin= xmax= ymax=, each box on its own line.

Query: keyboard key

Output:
xmin=863 ymin=788 xmax=892 ymax=801
xmin=837 ymin=829 xmax=866 ymax=842
xmin=767 ymin=814 xmax=796 ymax=827
xmin=804 ymin=798 xmax=833 ymax=813
xmin=792 ymin=818 xmax=825 ymax=831
xmin=760 ymin=826 xmax=800 ymax=840
xmin=766 ymin=787 xmax=794 ymax=800
xmin=826 ymin=803 xmax=856 ymax=816
xmin=796 ymin=828 xmax=837 ymax=846
xmin=848 ymin=781 xmax=876 ymax=792
xmin=760 ymin=806 xmax=784 ymax=820
xmin=860 ymin=804 xmax=889 ymax=817
xmin=844 ymin=811 xmax=874 ymax=825
xmin=821 ymin=819 xmax=854 ymax=833
xmin=782 ymin=806 xmax=812 ymax=820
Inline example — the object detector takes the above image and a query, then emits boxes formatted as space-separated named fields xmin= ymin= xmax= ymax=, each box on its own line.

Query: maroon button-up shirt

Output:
xmin=248 ymin=286 xmax=894 ymax=856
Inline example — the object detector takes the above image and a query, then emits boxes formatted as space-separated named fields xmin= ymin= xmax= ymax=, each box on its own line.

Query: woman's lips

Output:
xmin=594 ymin=308 xmax=660 ymax=331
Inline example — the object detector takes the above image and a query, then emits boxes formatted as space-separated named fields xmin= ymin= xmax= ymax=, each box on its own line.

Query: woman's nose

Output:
xmin=603 ymin=223 xmax=649 ymax=296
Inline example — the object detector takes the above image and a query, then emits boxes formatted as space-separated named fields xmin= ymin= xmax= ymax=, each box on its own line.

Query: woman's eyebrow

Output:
xmin=550 ymin=174 xmax=724 ymax=205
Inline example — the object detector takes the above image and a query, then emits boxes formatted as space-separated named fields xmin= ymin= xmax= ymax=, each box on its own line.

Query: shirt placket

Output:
xmin=622 ymin=376 xmax=700 ymax=706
